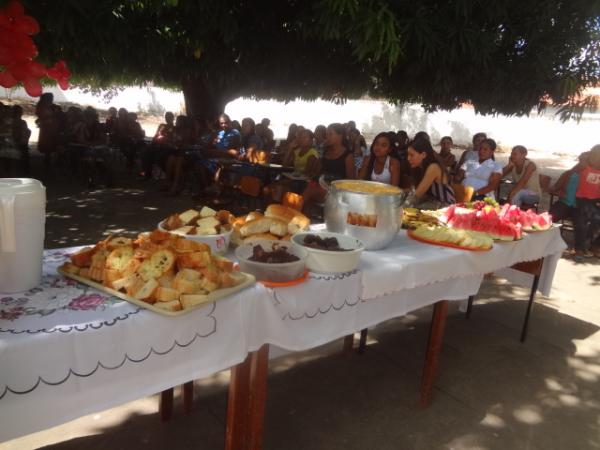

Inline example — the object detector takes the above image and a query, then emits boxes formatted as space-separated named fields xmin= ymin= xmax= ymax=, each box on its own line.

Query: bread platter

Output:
xmin=58 ymin=266 xmax=254 ymax=316
xmin=59 ymin=231 xmax=255 ymax=316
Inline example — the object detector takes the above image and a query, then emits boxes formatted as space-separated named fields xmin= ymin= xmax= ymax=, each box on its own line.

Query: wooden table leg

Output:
xmin=182 ymin=381 xmax=194 ymax=415
xmin=343 ymin=334 xmax=355 ymax=355
xmin=358 ymin=328 xmax=368 ymax=354
xmin=246 ymin=345 xmax=270 ymax=450
xmin=511 ymin=258 xmax=544 ymax=343
xmin=159 ymin=388 xmax=174 ymax=422
xmin=225 ymin=354 xmax=252 ymax=450
xmin=420 ymin=300 xmax=449 ymax=408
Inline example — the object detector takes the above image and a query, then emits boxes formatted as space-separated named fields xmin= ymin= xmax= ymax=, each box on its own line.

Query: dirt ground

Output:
xmin=1 ymin=153 xmax=599 ymax=450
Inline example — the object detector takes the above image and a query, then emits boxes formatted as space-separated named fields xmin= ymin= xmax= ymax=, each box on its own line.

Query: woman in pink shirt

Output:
xmin=573 ymin=145 xmax=600 ymax=260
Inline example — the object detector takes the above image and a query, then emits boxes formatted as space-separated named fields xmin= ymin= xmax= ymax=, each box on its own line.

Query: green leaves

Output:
xmin=19 ymin=0 xmax=600 ymax=118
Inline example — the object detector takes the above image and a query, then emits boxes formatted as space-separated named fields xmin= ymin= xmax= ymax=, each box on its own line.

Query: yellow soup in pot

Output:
xmin=333 ymin=180 xmax=401 ymax=195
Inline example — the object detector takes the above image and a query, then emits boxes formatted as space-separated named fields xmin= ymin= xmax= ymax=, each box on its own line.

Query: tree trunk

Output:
xmin=181 ymin=77 xmax=231 ymax=122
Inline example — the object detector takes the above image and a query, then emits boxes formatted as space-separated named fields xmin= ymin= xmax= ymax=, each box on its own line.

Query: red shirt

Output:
xmin=576 ymin=166 xmax=600 ymax=200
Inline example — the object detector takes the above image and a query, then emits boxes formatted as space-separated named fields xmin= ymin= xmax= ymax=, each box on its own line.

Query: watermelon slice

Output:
xmin=533 ymin=212 xmax=552 ymax=230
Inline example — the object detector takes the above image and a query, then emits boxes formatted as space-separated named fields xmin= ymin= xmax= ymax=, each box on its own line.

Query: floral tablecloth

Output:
xmin=1 ymin=227 xmax=566 ymax=443
xmin=0 ymin=248 xmax=261 ymax=443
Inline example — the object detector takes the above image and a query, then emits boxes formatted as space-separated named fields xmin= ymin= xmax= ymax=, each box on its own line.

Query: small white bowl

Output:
xmin=235 ymin=240 xmax=307 ymax=282
xmin=291 ymin=231 xmax=364 ymax=273
xmin=158 ymin=221 xmax=232 ymax=255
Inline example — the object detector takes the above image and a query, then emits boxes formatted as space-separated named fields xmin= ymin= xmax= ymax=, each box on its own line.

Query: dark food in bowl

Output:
xmin=302 ymin=234 xmax=351 ymax=251
xmin=249 ymin=244 xmax=300 ymax=263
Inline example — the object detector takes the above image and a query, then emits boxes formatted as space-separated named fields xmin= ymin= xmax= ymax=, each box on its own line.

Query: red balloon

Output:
xmin=8 ymin=62 xmax=28 ymax=80
xmin=0 ymin=70 xmax=18 ymax=88
xmin=23 ymin=76 xmax=42 ymax=97
xmin=48 ymin=60 xmax=71 ymax=80
xmin=5 ymin=1 xmax=25 ymax=18
xmin=57 ymin=77 xmax=69 ymax=90
xmin=0 ymin=12 xmax=10 ymax=28
xmin=25 ymin=60 xmax=46 ymax=77
xmin=0 ymin=47 xmax=12 ymax=65
xmin=14 ymin=15 xmax=39 ymax=35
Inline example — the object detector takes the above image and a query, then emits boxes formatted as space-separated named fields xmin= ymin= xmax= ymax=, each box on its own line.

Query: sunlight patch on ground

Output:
xmin=480 ymin=412 xmax=506 ymax=429
xmin=512 ymin=405 xmax=543 ymax=425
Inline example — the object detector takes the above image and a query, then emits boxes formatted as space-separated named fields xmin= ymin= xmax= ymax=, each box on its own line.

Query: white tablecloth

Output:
xmin=0 ymin=228 xmax=566 ymax=442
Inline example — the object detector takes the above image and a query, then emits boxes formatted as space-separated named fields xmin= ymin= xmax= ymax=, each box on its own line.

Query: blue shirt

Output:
xmin=216 ymin=129 xmax=241 ymax=150
xmin=563 ymin=172 xmax=580 ymax=207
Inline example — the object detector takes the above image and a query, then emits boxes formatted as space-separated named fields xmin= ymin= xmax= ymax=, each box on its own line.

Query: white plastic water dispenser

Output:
xmin=0 ymin=178 xmax=46 ymax=293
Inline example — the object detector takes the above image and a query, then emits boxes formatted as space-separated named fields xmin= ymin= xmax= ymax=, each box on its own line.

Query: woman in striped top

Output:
xmin=406 ymin=138 xmax=455 ymax=208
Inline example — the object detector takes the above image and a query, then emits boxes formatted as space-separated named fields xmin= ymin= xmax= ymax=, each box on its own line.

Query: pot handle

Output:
xmin=0 ymin=195 xmax=17 ymax=253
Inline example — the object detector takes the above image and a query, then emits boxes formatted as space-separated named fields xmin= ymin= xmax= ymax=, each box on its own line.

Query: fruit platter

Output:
xmin=59 ymin=230 xmax=254 ymax=316
xmin=439 ymin=202 xmax=552 ymax=241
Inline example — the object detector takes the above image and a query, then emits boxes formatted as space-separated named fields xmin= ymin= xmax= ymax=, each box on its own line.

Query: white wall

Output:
xmin=3 ymin=86 xmax=598 ymax=156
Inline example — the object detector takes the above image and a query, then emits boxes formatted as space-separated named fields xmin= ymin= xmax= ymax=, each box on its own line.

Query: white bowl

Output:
xmin=158 ymin=221 xmax=232 ymax=255
xmin=291 ymin=231 xmax=364 ymax=274
xmin=235 ymin=240 xmax=307 ymax=282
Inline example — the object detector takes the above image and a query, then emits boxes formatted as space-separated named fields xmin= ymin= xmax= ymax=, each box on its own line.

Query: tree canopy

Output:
xmin=14 ymin=0 xmax=600 ymax=119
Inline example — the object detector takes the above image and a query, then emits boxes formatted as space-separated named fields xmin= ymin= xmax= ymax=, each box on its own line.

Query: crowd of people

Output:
xmin=0 ymin=98 xmax=598 ymax=260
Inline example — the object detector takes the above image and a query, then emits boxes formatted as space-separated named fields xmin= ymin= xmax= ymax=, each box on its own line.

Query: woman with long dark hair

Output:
xmin=358 ymin=132 xmax=400 ymax=186
xmin=302 ymin=123 xmax=355 ymax=214
xmin=407 ymin=138 xmax=455 ymax=208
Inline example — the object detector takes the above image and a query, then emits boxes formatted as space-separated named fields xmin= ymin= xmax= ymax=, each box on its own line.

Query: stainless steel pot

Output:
xmin=324 ymin=180 xmax=407 ymax=250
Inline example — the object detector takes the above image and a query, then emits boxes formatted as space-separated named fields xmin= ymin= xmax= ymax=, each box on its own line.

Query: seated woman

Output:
xmin=457 ymin=132 xmax=486 ymax=168
xmin=142 ymin=111 xmax=175 ymax=180
xmin=266 ymin=129 xmax=320 ymax=203
xmin=456 ymin=138 xmax=502 ymax=200
xmin=164 ymin=115 xmax=194 ymax=195
xmin=302 ymin=123 xmax=355 ymax=215
xmin=548 ymin=152 xmax=591 ymax=222
xmin=406 ymin=138 xmax=455 ymax=208
xmin=437 ymin=136 xmax=457 ymax=174
xmin=573 ymin=145 xmax=600 ymax=260
xmin=239 ymin=117 xmax=263 ymax=162
xmin=358 ymin=132 xmax=400 ymax=186
xmin=502 ymin=145 xmax=541 ymax=206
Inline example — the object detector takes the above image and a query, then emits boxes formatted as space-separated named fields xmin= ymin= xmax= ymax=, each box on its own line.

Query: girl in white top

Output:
xmin=358 ymin=132 xmax=400 ymax=186
xmin=457 ymin=138 xmax=502 ymax=199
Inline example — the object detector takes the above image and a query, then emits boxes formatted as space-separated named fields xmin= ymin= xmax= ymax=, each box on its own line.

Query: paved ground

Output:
xmin=2 ymin=157 xmax=599 ymax=450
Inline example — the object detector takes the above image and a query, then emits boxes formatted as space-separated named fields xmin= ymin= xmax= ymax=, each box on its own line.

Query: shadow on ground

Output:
xmin=35 ymin=285 xmax=600 ymax=450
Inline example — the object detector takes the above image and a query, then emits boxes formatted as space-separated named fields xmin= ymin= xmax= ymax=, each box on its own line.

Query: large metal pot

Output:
xmin=324 ymin=180 xmax=407 ymax=250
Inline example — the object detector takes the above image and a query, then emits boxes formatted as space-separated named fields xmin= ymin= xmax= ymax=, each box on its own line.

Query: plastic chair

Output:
xmin=451 ymin=184 xmax=474 ymax=203
xmin=238 ymin=175 xmax=264 ymax=210
xmin=282 ymin=192 xmax=304 ymax=211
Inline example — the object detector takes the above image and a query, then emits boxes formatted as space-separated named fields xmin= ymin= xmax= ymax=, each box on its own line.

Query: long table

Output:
xmin=0 ymin=228 xmax=566 ymax=445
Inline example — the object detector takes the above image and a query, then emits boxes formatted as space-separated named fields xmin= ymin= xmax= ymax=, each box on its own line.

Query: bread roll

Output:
xmin=269 ymin=219 xmax=289 ymax=237
xmin=265 ymin=204 xmax=298 ymax=223
xmin=287 ymin=214 xmax=310 ymax=234
xmin=265 ymin=204 xmax=310 ymax=233
xmin=240 ymin=218 xmax=273 ymax=237
xmin=246 ymin=211 xmax=264 ymax=222
xmin=242 ymin=233 xmax=279 ymax=244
